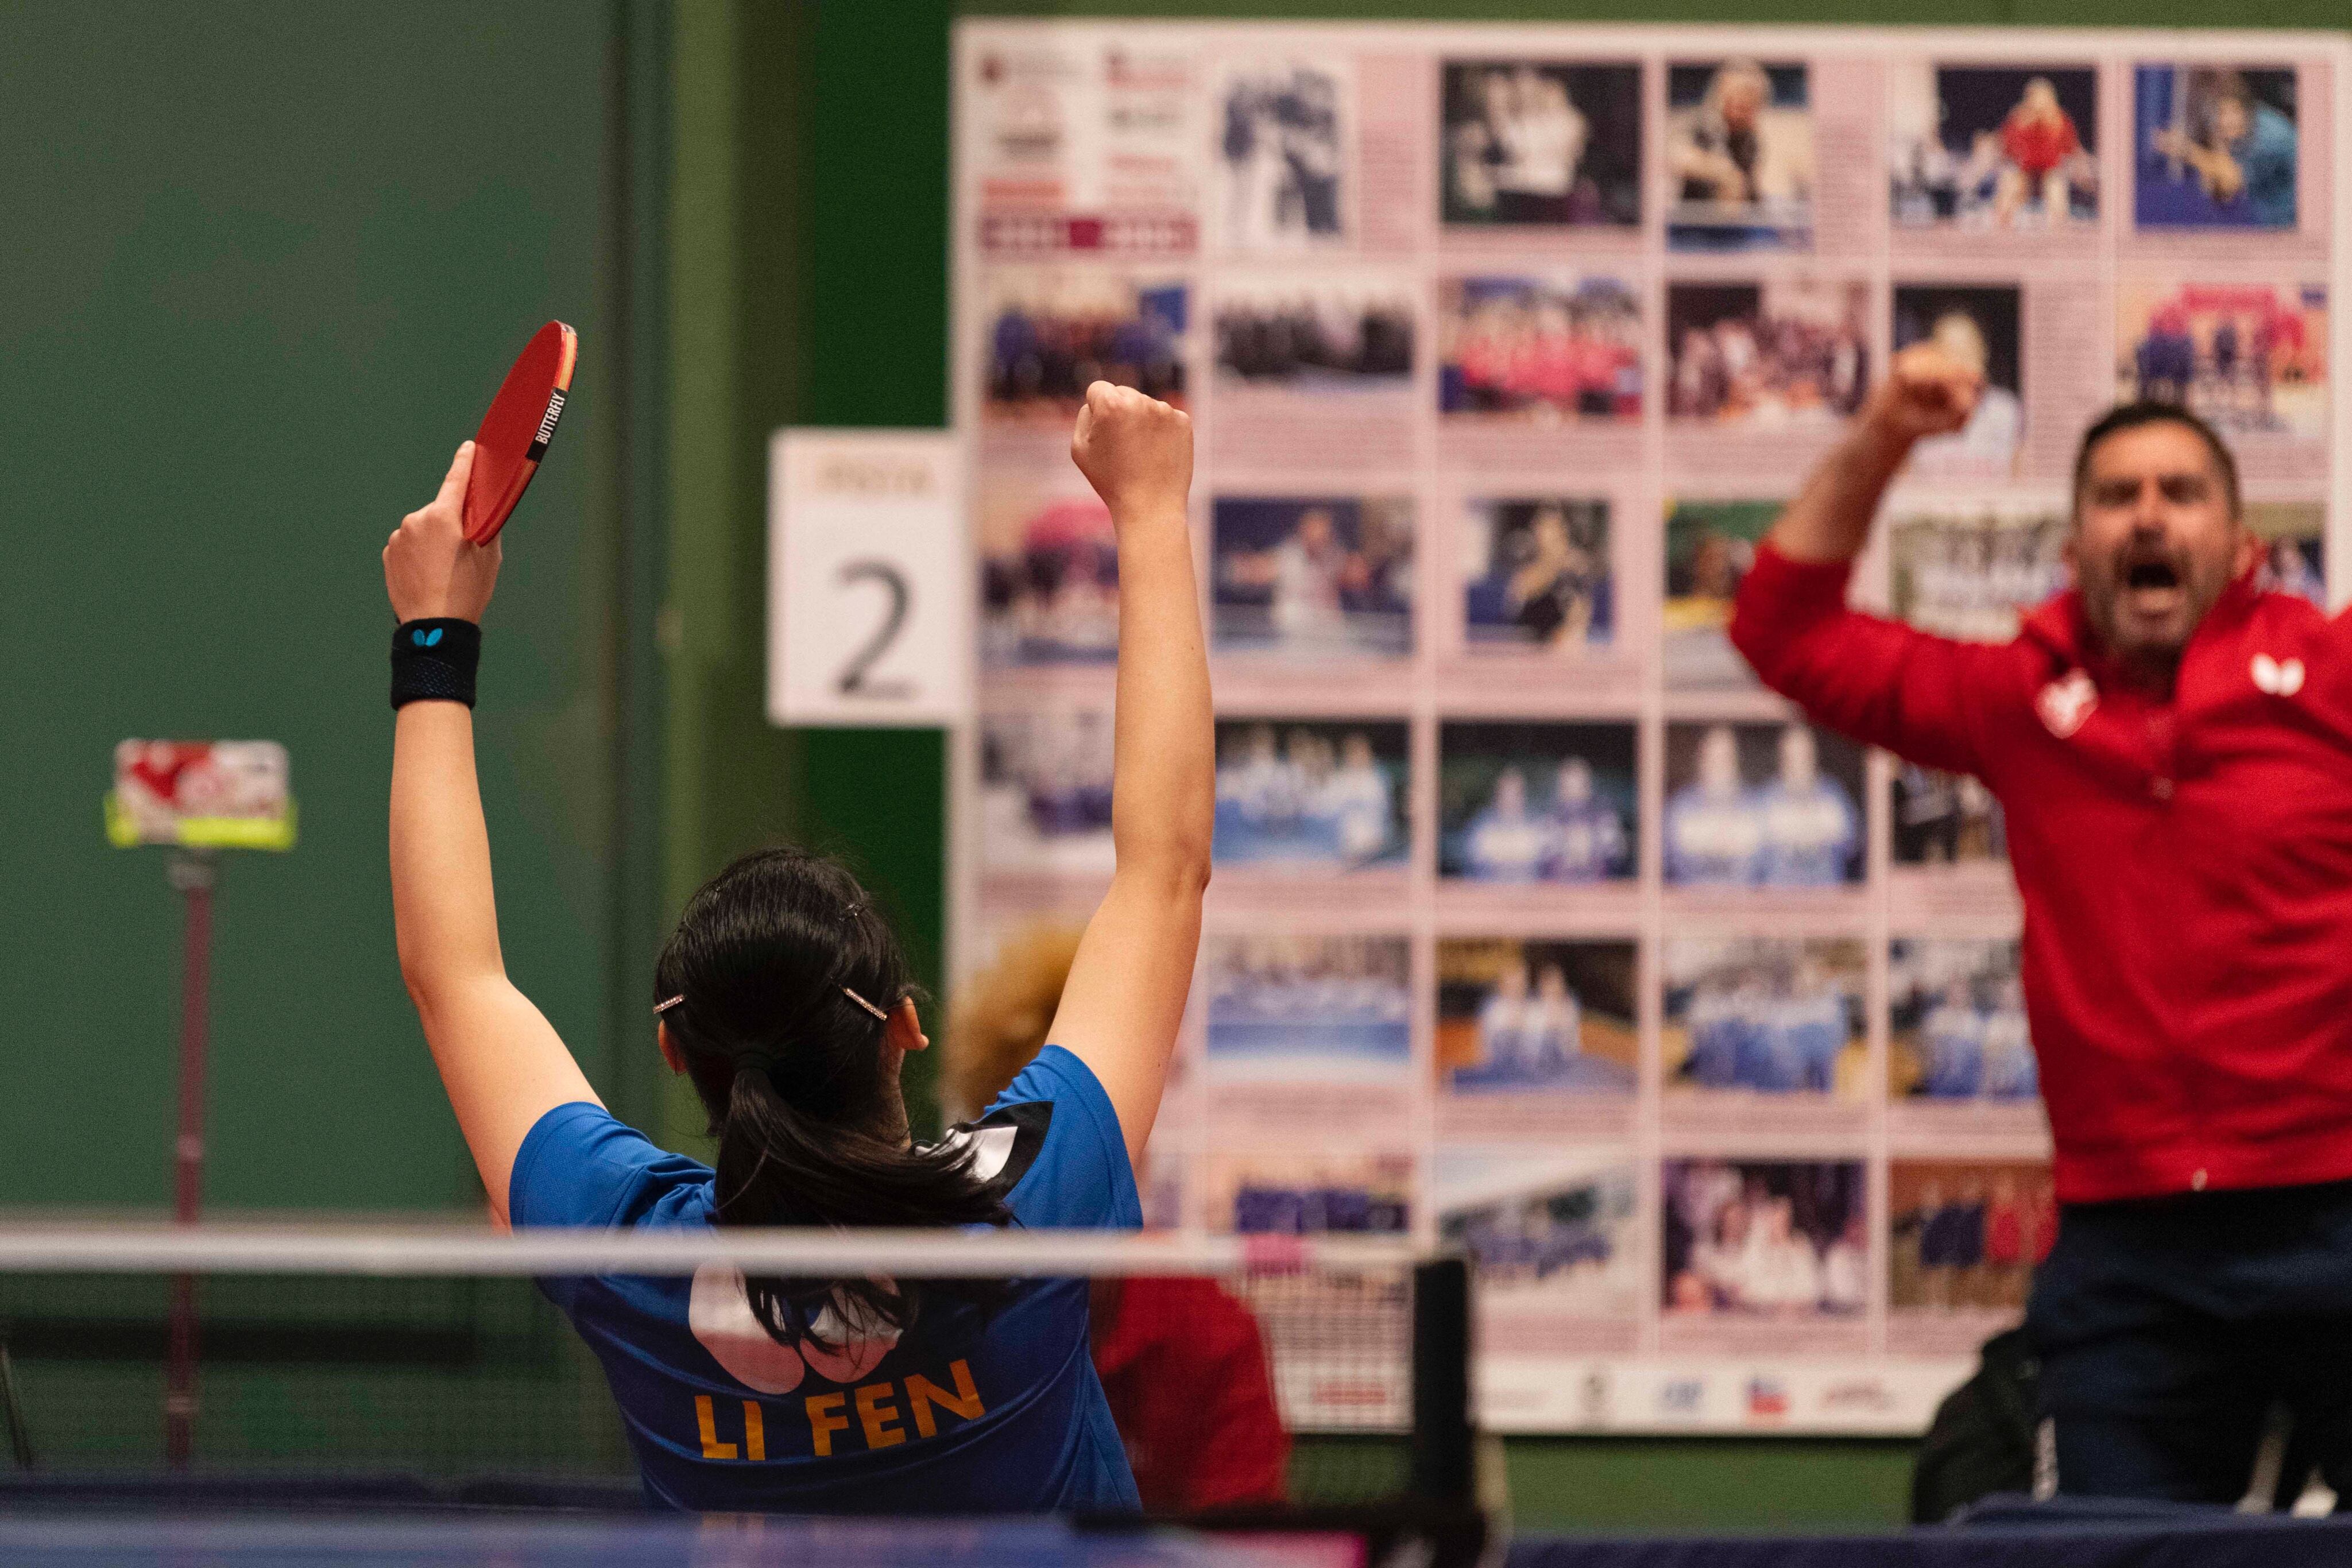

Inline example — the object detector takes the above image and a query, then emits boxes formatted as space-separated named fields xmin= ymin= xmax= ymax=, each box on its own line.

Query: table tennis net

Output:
xmin=0 ymin=1225 xmax=1472 ymax=1517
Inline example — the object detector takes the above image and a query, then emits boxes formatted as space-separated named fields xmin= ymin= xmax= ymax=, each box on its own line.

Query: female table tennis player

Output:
xmin=382 ymin=382 xmax=1208 ymax=1512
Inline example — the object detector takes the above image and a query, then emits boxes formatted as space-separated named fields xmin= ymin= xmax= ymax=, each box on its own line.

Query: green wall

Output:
xmin=659 ymin=2 xmax=954 ymax=1152
xmin=0 ymin=5 xmax=633 ymax=1210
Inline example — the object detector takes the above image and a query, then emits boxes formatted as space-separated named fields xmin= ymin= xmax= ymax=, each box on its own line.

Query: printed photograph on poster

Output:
xmin=1437 ymin=274 xmax=1643 ymax=421
xmin=1890 ymin=1159 xmax=2054 ymax=1314
xmin=1439 ymin=721 xmax=1638 ymax=885
xmin=1889 ymin=938 xmax=2036 ymax=1104
xmin=2134 ymin=64 xmax=2299 ymax=231
xmin=980 ymin=710 xmax=1115 ymax=873
xmin=1661 ymin=936 xmax=1867 ymax=1098
xmin=1665 ymin=60 xmax=1813 ymax=252
xmin=1891 ymin=763 xmax=2006 ymax=870
xmin=1889 ymin=65 xmax=2098 ymax=231
xmin=1461 ymin=497 xmax=1614 ymax=653
xmin=1663 ymin=721 xmax=1865 ymax=890
xmin=1662 ymin=1159 xmax=1869 ymax=1317
xmin=978 ymin=474 xmax=1117 ymax=666
xmin=1663 ymin=498 xmax=1778 ymax=688
xmin=1218 ymin=62 xmax=1348 ymax=249
xmin=1202 ymin=933 xmax=1412 ymax=1075
xmin=1439 ymin=1150 xmax=1642 ymax=1319
xmin=1891 ymin=284 xmax=2024 ymax=473
xmin=1212 ymin=496 xmax=1414 ymax=659
xmin=1211 ymin=1151 xmax=1414 ymax=1235
xmin=2115 ymin=281 xmax=2327 ymax=442
xmin=1436 ymin=938 xmax=1638 ymax=1095
xmin=1213 ymin=718 xmax=1409 ymax=872
xmin=1440 ymin=60 xmax=1642 ymax=228
xmin=1665 ymin=280 xmax=1869 ymax=425
xmin=983 ymin=271 xmax=1187 ymax=425
xmin=1889 ymin=504 xmax=2069 ymax=642
xmin=2250 ymin=501 xmax=2326 ymax=606
xmin=1214 ymin=276 xmax=1414 ymax=387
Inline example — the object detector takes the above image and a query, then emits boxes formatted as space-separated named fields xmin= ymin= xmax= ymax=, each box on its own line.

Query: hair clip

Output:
xmin=653 ymin=995 xmax=684 ymax=1015
xmin=842 ymin=986 xmax=890 ymax=1021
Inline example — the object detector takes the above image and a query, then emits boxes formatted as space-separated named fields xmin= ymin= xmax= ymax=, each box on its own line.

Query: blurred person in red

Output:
xmin=1732 ymin=345 xmax=2352 ymax=1504
xmin=949 ymin=926 xmax=1290 ymax=1512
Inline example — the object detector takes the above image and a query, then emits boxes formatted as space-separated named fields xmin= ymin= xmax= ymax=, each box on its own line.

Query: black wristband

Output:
xmin=390 ymin=619 xmax=482 ymax=710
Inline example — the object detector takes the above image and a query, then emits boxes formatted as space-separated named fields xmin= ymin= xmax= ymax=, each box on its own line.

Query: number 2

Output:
xmin=836 ymin=559 xmax=913 ymax=698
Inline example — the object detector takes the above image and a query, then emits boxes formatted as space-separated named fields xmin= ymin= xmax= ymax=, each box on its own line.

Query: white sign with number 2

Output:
xmin=768 ymin=428 xmax=971 ymax=727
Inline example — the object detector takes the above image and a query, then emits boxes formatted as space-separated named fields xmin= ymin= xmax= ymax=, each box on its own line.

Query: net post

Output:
xmin=1408 ymin=1254 xmax=1474 ymax=1511
xmin=0 ymin=1336 xmax=32 ymax=1469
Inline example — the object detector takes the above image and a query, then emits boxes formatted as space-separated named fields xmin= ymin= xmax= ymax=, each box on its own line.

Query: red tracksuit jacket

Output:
xmin=1091 ymin=1276 xmax=1289 ymax=1512
xmin=1732 ymin=543 xmax=2352 ymax=1204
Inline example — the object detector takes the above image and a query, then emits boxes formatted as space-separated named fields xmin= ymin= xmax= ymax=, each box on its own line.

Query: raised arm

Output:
xmin=385 ymin=443 xmax=598 ymax=1224
xmin=1766 ymin=342 xmax=1978 ymax=564
xmin=1047 ymin=383 xmax=1212 ymax=1168
xmin=1731 ymin=346 xmax=2011 ymax=778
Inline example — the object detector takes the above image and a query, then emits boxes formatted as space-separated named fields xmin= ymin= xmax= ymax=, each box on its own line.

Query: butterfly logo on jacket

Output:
xmin=2036 ymin=670 xmax=2099 ymax=739
xmin=2251 ymin=654 xmax=2307 ymax=697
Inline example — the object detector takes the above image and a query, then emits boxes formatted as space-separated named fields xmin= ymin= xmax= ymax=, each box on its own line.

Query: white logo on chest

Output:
xmin=2252 ymin=654 xmax=2306 ymax=696
xmin=2036 ymin=671 xmax=2099 ymax=738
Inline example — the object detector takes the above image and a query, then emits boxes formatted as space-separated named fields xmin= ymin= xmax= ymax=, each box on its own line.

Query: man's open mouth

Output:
xmin=2125 ymin=560 xmax=2180 ymax=591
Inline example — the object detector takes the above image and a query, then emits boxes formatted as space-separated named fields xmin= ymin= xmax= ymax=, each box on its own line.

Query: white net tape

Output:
xmin=0 ymin=1223 xmax=1432 ymax=1280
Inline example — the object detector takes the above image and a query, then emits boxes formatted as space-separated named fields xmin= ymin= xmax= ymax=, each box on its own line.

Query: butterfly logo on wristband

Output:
xmin=411 ymin=627 xmax=444 ymax=648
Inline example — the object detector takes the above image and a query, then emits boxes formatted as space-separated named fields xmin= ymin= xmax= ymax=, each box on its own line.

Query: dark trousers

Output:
xmin=2028 ymin=1178 xmax=2352 ymax=1505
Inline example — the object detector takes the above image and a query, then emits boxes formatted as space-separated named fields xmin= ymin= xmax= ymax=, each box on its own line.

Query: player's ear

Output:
xmin=656 ymin=1021 xmax=684 ymax=1075
xmin=886 ymin=999 xmax=930 ymax=1054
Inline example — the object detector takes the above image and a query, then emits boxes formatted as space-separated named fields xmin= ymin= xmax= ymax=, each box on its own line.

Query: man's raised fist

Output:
xmin=1864 ymin=343 xmax=1983 ymax=446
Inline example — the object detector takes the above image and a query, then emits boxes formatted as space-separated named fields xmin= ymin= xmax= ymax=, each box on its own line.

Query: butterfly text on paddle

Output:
xmin=528 ymin=389 xmax=567 ymax=458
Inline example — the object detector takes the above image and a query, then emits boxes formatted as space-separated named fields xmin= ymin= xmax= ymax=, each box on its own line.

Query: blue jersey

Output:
xmin=1664 ymin=787 xmax=1762 ymax=886
xmin=1548 ymin=799 xmax=1627 ymax=882
xmin=1981 ymin=1008 xmax=2037 ymax=1101
xmin=1682 ymin=987 xmax=1746 ymax=1087
xmin=1735 ymin=1003 xmax=1805 ymax=1093
xmin=510 ymin=1046 xmax=1143 ymax=1515
xmin=1772 ymin=992 xmax=1847 ymax=1093
xmin=1922 ymin=1005 xmax=1987 ymax=1099
xmin=1753 ymin=779 xmax=1859 ymax=888
xmin=1463 ymin=808 xmax=1551 ymax=882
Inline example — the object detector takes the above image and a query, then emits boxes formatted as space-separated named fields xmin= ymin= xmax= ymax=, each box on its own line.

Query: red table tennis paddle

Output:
xmin=462 ymin=320 xmax=578 ymax=544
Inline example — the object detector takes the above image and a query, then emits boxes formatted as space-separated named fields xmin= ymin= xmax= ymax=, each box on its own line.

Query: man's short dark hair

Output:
xmin=2071 ymin=401 xmax=2241 ymax=518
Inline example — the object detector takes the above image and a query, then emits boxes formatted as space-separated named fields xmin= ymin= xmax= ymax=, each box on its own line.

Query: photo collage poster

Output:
xmin=950 ymin=21 xmax=2349 ymax=1434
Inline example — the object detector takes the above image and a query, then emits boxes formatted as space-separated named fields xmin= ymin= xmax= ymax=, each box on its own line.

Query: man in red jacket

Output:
xmin=1732 ymin=347 xmax=2352 ymax=1504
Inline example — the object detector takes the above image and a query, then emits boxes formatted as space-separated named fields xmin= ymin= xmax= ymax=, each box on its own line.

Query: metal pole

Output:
xmin=164 ymin=848 xmax=215 ymax=1470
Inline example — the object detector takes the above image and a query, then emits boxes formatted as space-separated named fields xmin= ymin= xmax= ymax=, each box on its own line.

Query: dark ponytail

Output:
xmin=655 ymin=848 xmax=1009 ymax=1349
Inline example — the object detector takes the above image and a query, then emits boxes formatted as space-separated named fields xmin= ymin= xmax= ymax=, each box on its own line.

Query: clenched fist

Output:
xmin=1070 ymin=381 xmax=1192 ymax=521
xmin=1863 ymin=343 xmax=1982 ymax=447
xmin=384 ymin=442 xmax=502 ymax=624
